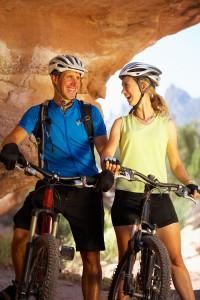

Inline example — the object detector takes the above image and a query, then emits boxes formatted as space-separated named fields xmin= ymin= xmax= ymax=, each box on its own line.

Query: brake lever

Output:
xmin=175 ymin=187 xmax=196 ymax=205
xmin=116 ymin=168 xmax=134 ymax=181
xmin=81 ymin=176 xmax=94 ymax=188
xmin=15 ymin=163 xmax=41 ymax=178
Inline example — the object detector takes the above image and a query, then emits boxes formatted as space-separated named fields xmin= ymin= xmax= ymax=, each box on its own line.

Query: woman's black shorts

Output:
xmin=14 ymin=180 xmax=105 ymax=252
xmin=111 ymin=189 xmax=178 ymax=228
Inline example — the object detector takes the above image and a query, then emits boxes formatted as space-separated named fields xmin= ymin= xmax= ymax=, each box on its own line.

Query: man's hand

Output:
xmin=104 ymin=157 xmax=121 ymax=174
xmin=0 ymin=143 xmax=26 ymax=170
xmin=95 ymin=170 xmax=114 ymax=192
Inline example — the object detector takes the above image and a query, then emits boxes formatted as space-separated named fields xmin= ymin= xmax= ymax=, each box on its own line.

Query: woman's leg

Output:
xmin=157 ymin=222 xmax=195 ymax=300
xmin=113 ymin=225 xmax=133 ymax=300
xmin=114 ymin=225 xmax=133 ymax=261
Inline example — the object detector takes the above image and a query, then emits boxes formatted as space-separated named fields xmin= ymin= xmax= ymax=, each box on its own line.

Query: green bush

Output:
xmin=101 ymin=209 xmax=117 ymax=261
xmin=0 ymin=233 xmax=12 ymax=266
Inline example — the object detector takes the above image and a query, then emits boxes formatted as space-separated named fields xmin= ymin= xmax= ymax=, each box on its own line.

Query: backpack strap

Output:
xmin=33 ymin=99 xmax=94 ymax=166
xmin=33 ymin=100 xmax=50 ymax=167
xmin=79 ymin=100 xmax=95 ymax=158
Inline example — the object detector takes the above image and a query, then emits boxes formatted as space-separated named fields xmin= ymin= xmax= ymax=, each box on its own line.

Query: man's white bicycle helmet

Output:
xmin=119 ymin=62 xmax=162 ymax=86
xmin=48 ymin=54 xmax=86 ymax=77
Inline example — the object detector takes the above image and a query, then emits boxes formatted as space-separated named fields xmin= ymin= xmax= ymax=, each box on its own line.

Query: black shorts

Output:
xmin=14 ymin=180 xmax=105 ymax=252
xmin=111 ymin=189 xmax=178 ymax=228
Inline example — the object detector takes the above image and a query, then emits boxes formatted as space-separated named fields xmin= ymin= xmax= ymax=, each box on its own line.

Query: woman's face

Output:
xmin=121 ymin=76 xmax=141 ymax=106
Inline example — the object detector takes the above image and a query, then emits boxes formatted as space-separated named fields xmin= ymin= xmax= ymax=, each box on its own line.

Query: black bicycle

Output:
xmin=12 ymin=160 xmax=98 ymax=300
xmin=108 ymin=167 xmax=197 ymax=300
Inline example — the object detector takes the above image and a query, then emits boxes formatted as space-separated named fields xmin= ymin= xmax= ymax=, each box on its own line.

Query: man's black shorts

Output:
xmin=111 ymin=189 xmax=178 ymax=228
xmin=14 ymin=180 xmax=105 ymax=252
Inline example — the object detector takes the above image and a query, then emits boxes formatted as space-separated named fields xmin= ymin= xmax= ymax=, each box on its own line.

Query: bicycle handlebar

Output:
xmin=0 ymin=154 xmax=199 ymax=199
xmin=116 ymin=166 xmax=200 ymax=203
xmin=15 ymin=161 xmax=98 ymax=187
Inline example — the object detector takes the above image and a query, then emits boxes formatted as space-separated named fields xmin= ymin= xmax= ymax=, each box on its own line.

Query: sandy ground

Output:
xmin=0 ymin=221 xmax=199 ymax=299
xmin=0 ymin=257 xmax=199 ymax=300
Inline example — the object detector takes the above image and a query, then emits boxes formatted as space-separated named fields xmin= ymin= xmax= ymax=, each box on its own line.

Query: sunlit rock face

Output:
xmin=0 ymin=0 xmax=200 ymax=213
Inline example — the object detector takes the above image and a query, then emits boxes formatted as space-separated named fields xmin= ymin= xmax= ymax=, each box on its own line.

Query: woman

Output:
xmin=102 ymin=62 xmax=199 ymax=300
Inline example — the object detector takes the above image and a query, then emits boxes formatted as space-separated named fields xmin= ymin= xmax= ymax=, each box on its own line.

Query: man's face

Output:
xmin=53 ymin=70 xmax=81 ymax=100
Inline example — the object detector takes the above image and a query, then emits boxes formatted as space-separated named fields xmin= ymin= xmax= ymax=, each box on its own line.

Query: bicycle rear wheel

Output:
xmin=26 ymin=234 xmax=60 ymax=300
xmin=108 ymin=235 xmax=171 ymax=300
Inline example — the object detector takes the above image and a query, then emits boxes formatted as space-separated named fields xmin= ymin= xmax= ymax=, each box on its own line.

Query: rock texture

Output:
xmin=0 ymin=0 xmax=200 ymax=214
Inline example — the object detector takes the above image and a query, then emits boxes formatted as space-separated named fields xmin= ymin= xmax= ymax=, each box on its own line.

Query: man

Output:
xmin=0 ymin=54 xmax=108 ymax=300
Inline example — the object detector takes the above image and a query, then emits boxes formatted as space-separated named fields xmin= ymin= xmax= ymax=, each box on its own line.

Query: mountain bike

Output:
xmin=13 ymin=160 xmax=98 ymax=300
xmin=108 ymin=167 xmax=197 ymax=300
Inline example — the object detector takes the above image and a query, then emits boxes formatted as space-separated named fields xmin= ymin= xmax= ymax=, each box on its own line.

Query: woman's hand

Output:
xmin=104 ymin=157 xmax=121 ymax=174
xmin=186 ymin=183 xmax=200 ymax=200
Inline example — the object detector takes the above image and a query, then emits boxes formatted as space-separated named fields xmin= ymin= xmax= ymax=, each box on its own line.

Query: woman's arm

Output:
xmin=167 ymin=119 xmax=200 ymax=199
xmin=101 ymin=117 xmax=122 ymax=172
xmin=167 ymin=119 xmax=192 ymax=184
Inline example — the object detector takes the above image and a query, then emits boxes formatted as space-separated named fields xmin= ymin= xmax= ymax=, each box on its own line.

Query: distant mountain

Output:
xmin=165 ymin=85 xmax=200 ymax=126
xmin=104 ymin=84 xmax=200 ymax=131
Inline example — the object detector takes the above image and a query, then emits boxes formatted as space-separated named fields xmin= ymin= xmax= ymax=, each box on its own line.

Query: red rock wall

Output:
xmin=0 ymin=0 xmax=200 ymax=213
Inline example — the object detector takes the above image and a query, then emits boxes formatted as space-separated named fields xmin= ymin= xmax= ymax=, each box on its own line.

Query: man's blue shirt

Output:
xmin=19 ymin=99 xmax=107 ymax=176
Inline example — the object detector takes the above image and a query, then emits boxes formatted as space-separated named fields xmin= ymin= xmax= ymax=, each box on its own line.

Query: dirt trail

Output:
xmin=0 ymin=266 xmax=199 ymax=300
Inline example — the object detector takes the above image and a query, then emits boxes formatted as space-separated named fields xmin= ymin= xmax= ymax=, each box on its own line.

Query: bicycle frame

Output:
xmin=122 ymin=183 xmax=157 ymax=296
xmin=18 ymin=182 xmax=61 ymax=298
xmin=14 ymin=160 xmax=98 ymax=300
xmin=109 ymin=167 xmax=198 ymax=300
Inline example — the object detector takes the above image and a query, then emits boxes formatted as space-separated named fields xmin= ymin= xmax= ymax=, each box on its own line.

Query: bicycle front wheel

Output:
xmin=139 ymin=235 xmax=171 ymax=300
xmin=27 ymin=234 xmax=60 ymax=300
xmin=108 ymin=235 xmax=171 ymax=300
xmin=108 ymin=250 xmax=129 ymax=300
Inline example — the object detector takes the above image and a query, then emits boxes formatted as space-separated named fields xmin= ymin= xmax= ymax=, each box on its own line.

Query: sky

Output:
xmin=98 ymin=23 xmax=200 ymax=124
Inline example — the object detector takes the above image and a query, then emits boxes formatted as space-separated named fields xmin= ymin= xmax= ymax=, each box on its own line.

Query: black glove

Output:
xmin=0 ymin=143 xmax=26 ymax=170
xmin=95 ymin=170 xmax=114 ymax=192
xmin=104 ymin=157 xmax=121 ymax=166
xmin=186 ymin=183 xmax=199 ymax=196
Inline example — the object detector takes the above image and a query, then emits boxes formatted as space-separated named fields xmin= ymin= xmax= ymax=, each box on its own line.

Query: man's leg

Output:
xmin=80 ymin=251 xmax=102 ymax=300
xmin=0 ymin=228 xmax=29 ymax=299
xmin=12 ymin=228 xmax=29 ymax=282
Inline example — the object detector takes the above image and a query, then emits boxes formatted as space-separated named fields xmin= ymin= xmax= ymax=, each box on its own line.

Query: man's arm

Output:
xmin=1 ymin=125 xmax=28 ymax=147
xmin=0 ymin=126 xmax=29 ymax=170
xmin=93 ymin=135 xmax=108 ymax=156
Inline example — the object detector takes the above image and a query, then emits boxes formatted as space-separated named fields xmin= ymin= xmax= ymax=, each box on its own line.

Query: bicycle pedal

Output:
xmin=60 ymin=245 xmax=75 ymax=261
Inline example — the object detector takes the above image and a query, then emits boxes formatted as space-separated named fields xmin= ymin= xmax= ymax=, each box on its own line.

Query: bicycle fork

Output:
xmin=17 ymin=207 xmax=60 ymax=298
xmin=123 ymin=235 xmax=139 ymax=296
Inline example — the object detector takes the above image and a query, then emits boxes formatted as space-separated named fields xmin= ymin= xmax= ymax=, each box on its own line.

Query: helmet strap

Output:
xmin=53 ymin=83 xmax=73 ymax=111
xmin=129 ymin=79 xmax=152 ymax=114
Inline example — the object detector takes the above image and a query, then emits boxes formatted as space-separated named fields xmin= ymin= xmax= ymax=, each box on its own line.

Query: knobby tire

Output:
xmin=108 ymin=235 xmax=171 ymax=300
xmin=20 ymin=234 xmax=60 ymax=300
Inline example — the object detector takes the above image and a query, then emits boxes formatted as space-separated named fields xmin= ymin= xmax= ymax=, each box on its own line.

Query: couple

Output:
xmin=0 ymin=54 xmax=199 ymax=300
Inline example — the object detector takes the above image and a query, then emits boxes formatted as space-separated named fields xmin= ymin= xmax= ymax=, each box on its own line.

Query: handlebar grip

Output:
xmin=17 ymin=157 xmax=27 ymax=167
xmin=0 ymin=153 xmax=4 ymax=163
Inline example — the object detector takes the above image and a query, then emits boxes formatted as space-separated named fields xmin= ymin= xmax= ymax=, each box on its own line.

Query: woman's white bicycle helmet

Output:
xmin=48 ymin=54 xmax=86 ymax=77
xmin=119 ymin=62 xmax=162 ymax=86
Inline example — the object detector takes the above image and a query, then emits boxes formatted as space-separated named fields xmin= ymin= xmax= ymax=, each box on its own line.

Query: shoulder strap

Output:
xmin=33 ymin=100 xmax=50 ymax=167
xmin=79 ymin=100 xmax=95 ymax=158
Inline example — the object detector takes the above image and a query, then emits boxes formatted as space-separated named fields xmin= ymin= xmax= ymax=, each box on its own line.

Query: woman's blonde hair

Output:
xmin=150 ymin=89 xmax=169 ymax=116
xmin=136 ymin=77 xmax=169 ymax=116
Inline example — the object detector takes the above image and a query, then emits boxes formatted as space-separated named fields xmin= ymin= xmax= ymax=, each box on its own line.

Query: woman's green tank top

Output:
xmin=116 ymin=114 xmax=170 ymax=193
